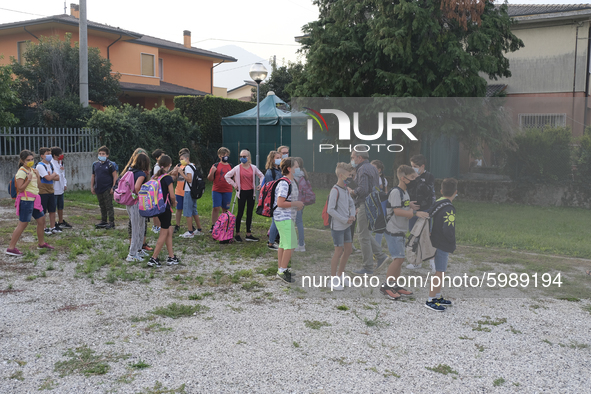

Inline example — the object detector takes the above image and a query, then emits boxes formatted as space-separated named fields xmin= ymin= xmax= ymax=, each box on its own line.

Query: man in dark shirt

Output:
xmin=91 ymin=146 xmax=118 ymax=229
xmin=348 ymin=151 xmax=390 ymax=275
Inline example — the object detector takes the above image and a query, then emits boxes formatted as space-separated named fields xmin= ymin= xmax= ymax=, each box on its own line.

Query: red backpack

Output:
xmin=322 ymin=186 xmax=339 ymax=228
xmin=256 ymin=177 xmax=291 ymax=217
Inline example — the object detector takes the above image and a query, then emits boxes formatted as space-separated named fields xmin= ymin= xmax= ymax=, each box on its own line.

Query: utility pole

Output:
xmin=79 ymin=0 xmax=89 ymax=107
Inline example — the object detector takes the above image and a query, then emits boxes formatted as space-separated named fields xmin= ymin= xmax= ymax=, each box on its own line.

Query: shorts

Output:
xmin=331 ymin=227 xmax=353 ymax=247
xmin=385 ymin=233 xmax=406 ymax=258
xmin=183 ymin=191 xmax=198 ymax=217
xmin=434 ymin=249 xmax=449 ymax=272
xmin=40 ymin=193 xmax=56 ymax=213
xmin=157 ymin=207 xmax=172 ymax=229
xmin=55 ymin=194 xmax=64 ymax=210
xmin=19 ymin=200 xmax=44 ymax=223
xmin=276 ymin=219 xmax=297 ymax=250
xmin=212 ymin=191 xmax=232 ymax=209
xmin=175 ymin=194 xmax=184 ymax=210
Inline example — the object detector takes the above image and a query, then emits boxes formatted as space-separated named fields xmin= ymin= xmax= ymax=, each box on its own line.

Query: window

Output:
xmin=158 ymin=58 xmax=163 ymax=80
xmin=141 ymin=53 xmax=155 ymax=76
xmin=518 ymin=113 xmax=566 ymax=129
xmin=17 ymin=41 xmax=29 ymax=65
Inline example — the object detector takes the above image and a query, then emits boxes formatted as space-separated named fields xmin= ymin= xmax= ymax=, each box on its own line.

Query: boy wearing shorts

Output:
xmin=207 ymin=147 xmax=233 ymax=232
xmin=380 ymin=165 xmax=429 ymax=300
xmin=425 ymin=178 xmax=458 ymax=311
xmin=51 ymin=146 xmax=71 ymax=230
xmin=327 ymin=163 xmax=356 ymax=291
xmin=176 ymin=151 xmax=202 ymax=238
xmin=36 ymin=147 xmax=60 ymax=235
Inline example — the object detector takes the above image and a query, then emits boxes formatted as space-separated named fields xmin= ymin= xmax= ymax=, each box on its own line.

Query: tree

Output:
xmin=0 ymin=61 xmax=19 ymax=127
xmin=292 ymin=0 xmax=523 ymax=98
xmin=251 ymin=60 xmax=304 ymax=104
xmin=11 ymin=33 xmax=120 ymax=126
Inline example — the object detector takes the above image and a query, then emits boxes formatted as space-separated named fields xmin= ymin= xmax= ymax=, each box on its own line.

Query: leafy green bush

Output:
xmin=505 ymin=127 xmax=572 ymax=182
xmin=87 ymin=104 xmax=197 ymax=166
xmin=574 ymin=127 xmax=591 ymax=182
xmin=174 ymin=95 xmax=255 ymax=169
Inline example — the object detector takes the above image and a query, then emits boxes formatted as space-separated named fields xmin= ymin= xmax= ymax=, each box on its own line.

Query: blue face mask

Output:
xmin=45 ymin=154 xmax=52 ymax=162
xmin=98 ymin=156 xmax=107 ymax=162
xmin=351 ymin=159 xmax=357 ymax=168
xmin=294 ymin=168 xmax=302 ymax=177
xmin=344 ymin=177 xmax=353 ymax=185
xmin=282 ymin=154 xmax=288 ymax=159
xmin=240 ymin=157 xmax=248 ymax=164
xmin=274 ymin=159 xmax=282 ymax=166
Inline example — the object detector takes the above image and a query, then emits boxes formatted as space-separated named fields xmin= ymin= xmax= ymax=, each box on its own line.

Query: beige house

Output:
xmin=227 ymin=81 xmax=257 ymax=101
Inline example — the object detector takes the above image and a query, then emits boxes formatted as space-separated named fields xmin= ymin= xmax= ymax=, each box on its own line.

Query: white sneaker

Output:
xmin=341 ymin=275 xmax=352 ymax=287
xmin=430 ymin=259 xmax=436 ymax=273
xmin=126 ymin=254 xmax=141 ymax=262
xmin=406 ymin=263 xmax=422 ymax=269
xmin=193 ymin=230 xmax=203 ymax=236
xmin=151 ymin=226 xmax=161 ymax=234
xmin=179 ymin=231 xmax=195 ymax=238
xmin=137 ymin=250 xmax=148 ymax=258
xmin=331 ymin=277 xmax=344 ymax=291
xmin=51 ymin=227 xmax=62 ymax=234
xmin=295 ymin=244 xmax=306 ymax=252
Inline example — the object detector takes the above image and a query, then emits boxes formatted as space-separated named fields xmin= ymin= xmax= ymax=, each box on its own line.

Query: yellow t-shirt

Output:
xmin=15 ymin=167 xmax=39 ymax=201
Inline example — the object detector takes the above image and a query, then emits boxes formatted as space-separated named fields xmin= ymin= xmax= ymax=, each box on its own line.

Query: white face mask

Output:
xmin=282 ymin=154 xmax=288 ymax=159
xmin=413 ymin=167 xmax=420 ymax=174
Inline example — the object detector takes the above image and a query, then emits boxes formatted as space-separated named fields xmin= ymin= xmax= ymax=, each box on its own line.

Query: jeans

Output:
xmin=356 ymin=204 xmax=388 ymax=271
xmin=434 ymin=249 xmax=449 ymax=272
xmin=295 ymin=209 xmax=304 ymax=246
xmin=374 ymin=232 xmax=384 ymax=247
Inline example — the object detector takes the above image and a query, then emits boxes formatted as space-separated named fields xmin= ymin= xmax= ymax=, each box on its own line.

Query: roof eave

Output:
xmin=512 ymin=9 xmax=591 ymax=24
xmin=130 ymin=40 xmax=237 ymax=63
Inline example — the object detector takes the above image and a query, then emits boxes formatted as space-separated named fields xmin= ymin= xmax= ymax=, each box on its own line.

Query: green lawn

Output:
xmin=65 ymin=186 xmax=591 ymax=258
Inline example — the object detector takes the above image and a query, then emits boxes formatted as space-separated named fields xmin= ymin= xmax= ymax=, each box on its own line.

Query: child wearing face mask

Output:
xmin=51 ymin=146 xmax=71 ymax=230
xmin=91 ymin=146 xmax=119 ymax=229
xmin=208 ymin=147 xmax=234 ymax=232
xmin=293 ymin=157 xmax=313 ymax=252
xmin=264 ymin=151 xmax=282 ymax=250
xmin=371 ymin=160 xmax=388 ymax=248
xmin=36 ymin=147 xmax=61 ymax=235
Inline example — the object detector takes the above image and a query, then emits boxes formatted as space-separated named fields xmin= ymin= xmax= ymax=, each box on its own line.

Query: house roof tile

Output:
xmin=119 ymin=81 xmax=208 ymax=96
xmin=507 ymin=4 xmax=591 ymax=17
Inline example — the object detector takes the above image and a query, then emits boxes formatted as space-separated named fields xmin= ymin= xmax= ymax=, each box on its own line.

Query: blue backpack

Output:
xmin=8 ymin=176 xmax=17 ymax=199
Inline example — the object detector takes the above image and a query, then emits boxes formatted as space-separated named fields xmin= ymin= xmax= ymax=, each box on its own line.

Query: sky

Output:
xmin=0 ymin=0 xmax=585 ymax=89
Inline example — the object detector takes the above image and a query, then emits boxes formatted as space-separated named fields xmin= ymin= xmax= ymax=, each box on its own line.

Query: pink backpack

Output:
xmin=138 ymin=175 xmax=168 ymax=217
xmin=114 ymin=171 xmax=137 ymax=206
xmin=299 ymin=178 xmax=316 ymax=206
xmin=212 ymin=211 xmax=236 ymax=242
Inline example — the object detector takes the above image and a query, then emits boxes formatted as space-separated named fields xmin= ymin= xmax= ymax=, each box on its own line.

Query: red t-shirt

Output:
xmin=240 ymin=165 xmax=254 ymax=191
xmin=212 ymin=163 xmax=233 ymax=193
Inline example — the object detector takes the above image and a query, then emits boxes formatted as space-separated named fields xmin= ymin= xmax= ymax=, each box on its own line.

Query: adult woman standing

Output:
xmin=224 ymin=149 xmax=264 ymax=242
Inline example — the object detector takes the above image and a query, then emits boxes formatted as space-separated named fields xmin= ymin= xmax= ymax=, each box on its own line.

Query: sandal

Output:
xmin=393 ymin=286 xmax=413 ymax=296
xmin=380 ymin=285 xmax=401 ymax=300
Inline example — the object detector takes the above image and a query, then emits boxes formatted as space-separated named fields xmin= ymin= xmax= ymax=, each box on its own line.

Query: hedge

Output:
xmin=174 ymin=95 xmax=255 ymax=169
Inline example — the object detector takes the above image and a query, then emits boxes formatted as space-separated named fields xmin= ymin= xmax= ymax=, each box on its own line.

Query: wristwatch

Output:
xmin=413 ymin=210 xmax=417 ymax=217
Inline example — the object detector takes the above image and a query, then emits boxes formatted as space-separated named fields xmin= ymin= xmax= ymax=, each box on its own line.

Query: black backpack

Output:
xmin=187 ymin=164 xmax=206 ymax=200
xmin=409 ymin=178 xmax=434 ymax=211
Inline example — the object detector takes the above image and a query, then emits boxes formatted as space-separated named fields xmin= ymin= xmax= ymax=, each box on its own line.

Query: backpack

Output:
xmin=299 ymin=178 xmax=316 ymax=206
xmin=113 ymin=170 xmax=138 ymax=206
xmin=364 ymin=187 xmax=389 ymax=233
xmin=8 ymin=175 xmax=17 ymax=199
xmin=322 ymin=186 xmax=339 ymax=228
xmin=211 ymin=162 xmax=232 ymax=180
xmin=256 ymin=177 xmax=291 ymax=217
xmin=38 ymin=162 xmax=55 ymax=184
xmin=409 ymin=176 xmax=434 ymax=211
xmin=212 ymin=211 xmax=236 ymax=242
xmin=138 ymin=175 xmax=168 ymax=217
xmin=405 ymin=217 xmax=437 ymax=266
xmin=187 ymin=164 xmax=206 ymax=200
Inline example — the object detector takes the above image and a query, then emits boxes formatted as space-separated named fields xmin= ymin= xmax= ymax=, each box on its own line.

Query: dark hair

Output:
xmin=152 ymin=149 xmax=164 ymax=160
xmin=153 ymin=155 xmax=172 ymax=178
xmin=131 ymin=153 xmax=151 ymax=174
xmin=19 ymin=150 xmax=34 ymax=166
xmin=410 ymin=154 xmax=427 ymax=167
xmin=98 ymin=146 xmax=110 ymax=155
xmin=39 ymin=147 xmax=50 ymax=156
xmin=51 ymin=146 xmax=63 ymax=157
xmin=280 ymin=157 xmax=295 ymax=175
xmin=293 ymin=157 xmax=308 ymax=180
xmin=352 ymin=150 xmax=369 ymax=160
xmin=371 ymin=160 xmax=384 ymax=173
xmin=441 ymin=178 xmax=458 ymax=197
xmin=122 ymin=148 xmax=148 ymax=175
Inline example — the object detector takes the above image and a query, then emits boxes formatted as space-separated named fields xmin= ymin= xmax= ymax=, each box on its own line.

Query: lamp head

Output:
xmin=249 ymin=63 xmax=268 ymax=83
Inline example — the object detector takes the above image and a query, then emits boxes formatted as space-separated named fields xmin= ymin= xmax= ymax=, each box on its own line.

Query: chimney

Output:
xmin=70 ymin=3 xmax=80 ymax=18
xmin=183 ymin=30 xmax=191 ymax=48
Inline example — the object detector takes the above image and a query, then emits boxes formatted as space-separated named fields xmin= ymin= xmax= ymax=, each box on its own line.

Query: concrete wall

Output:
xmin=0 ymin=153 xmax=95 ymax=198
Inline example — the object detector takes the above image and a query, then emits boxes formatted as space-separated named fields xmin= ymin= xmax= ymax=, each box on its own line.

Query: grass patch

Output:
xmin=473 ymin=316 xmax=507 ymax=331
xmin=188 ymin=291 xmax=214 ymax=300
xmin=337 ymin=305 xmax=349 ymax=311
xmin=25 ymin=275 xmax=37 ymax=281
xmin=241 ymin=280 xmax=264 ymax=291
xmin=38 ymin=377 xmax=58 ymax=390
xmin=426 ymin=364 xmax=458 ymax=375
xmin=8 ymin=370 xmax=24 ymax=381
xmin=304 ymin=320 xmax=331 ymax=330
xmin=54 ymin=346 xmax=129 ymax=377
xmin=293 ymin=341 xmax=300 ymax=348
xmin=137 ymin=380 xmax=186 ymax=394
xmin=493 ymin=377 xmax=506 ymax=387
xmin=148 ymin=303 xmax=209 ymax=319
xmin=129 ymin=360 xmax=151 ymax=369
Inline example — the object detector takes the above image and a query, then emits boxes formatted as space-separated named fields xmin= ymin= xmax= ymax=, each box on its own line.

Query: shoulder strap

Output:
xmin=431 ymin=201 xmax=452 ymax=217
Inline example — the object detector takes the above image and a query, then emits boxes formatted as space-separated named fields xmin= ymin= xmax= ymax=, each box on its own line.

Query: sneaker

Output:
xmin=95 ymin=221 xmax=108 ymax=228
xmin=406 ymin=263 xmax=422 ymax=269
xmin=351 ymin=268 xmax=373 ymax=276
xmin=105 ymin=222 xmax=115 ymax=230
xmin=194 ymin=229 xmax=203 ymax=236
xmin=166 ymin=256 xmax=180 ymax=266
xmin=375 ymin=256 xmax=390 ymax=272
xmin=5 ymin=248 xmax=23 ymax=256
xmin=276 ymin=269 xmax=295 ymax=283
xmin=179 ymin=231 xmax=194 ymax=239
xmin=37 ymin=243 xmax=54 ymax=250
xmin=51 ymin=227 xmax=62 ymax=234
xmin=151 ymin=226 xmax=161 ymax=234
xmin=208 ymin=226 xmax=214 ymax=234
xmin=54 ymin=223 xmax=63 ymax=232
xmin=59 ymin=220 xmax=73 ymax=229
xmin=126 ymin=254 xmax=141 ymax=262
xmin=430 ymin=259 xmax=436 ymax=273
xmin=174 ymin=225 xmax=180 ymax=233
xmin=44 ymin=228 xmax=53 ymax=236
xmin=294 ymin=244 xmax=306 ymax=252
xmin=245 ymin=234 xmax=259 ymax=242
xmin=137 ymin=250 xmax=149 ymax=258
xmin=380 ymin=284 xmax=401 ymax=300
xmin=267 ymin=242 xmax=279 ymax=250
xmin=331 ymin=276 xmax=344 ymax=291
xmin=352 ymin=245 xmax=361 ymax=253
xmin=433 ymin=297 xmax=452 ymax=306
xmin=341 ymin=275 xmax=352 ymax=287
xmin=142 ymin=244 xmax=153 ymax=252
xmin=425 ymin=301 xmax=446 ymax=312
xmin=234 ymin=235 xmax=243 ymax=243
xmin=147 ymin=257 xmax=161 ymax=267
xmin=393 ymin=286 xmax=413 ymax=296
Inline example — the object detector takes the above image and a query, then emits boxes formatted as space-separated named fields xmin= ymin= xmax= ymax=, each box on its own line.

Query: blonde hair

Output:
xmin=122 ymin=147 xmax=148 ymax=175
xmin=277 ymin=145 xmax=289 ymax=155
xmin=396 ymin=164 xmax=414 ymax=180
xmin=239 ymin=150 xmax=252 ymax=165
xmin=265 ymin=150 xmax=280 ymax=170
xmin=217 ymin=147 xmax=230 ymax=156
xmin=335 ymin=162 xmax=354 ymax=177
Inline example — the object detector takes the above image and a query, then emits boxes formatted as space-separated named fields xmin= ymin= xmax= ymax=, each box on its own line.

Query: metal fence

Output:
xmin=0 ymin=127 xmax=100 ymax=156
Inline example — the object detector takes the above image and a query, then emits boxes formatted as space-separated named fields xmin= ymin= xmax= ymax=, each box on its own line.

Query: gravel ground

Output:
xmin=1 ymin=250 xmax=590 ymax=394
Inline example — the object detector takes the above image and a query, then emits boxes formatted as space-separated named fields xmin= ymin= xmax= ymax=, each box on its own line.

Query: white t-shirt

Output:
xmin=153 ymin=163 xmax=161 ymax=175
xmin=51 ymin=158 xmax=67 ymax=195
xmin=273 ymin=178 xmax=298 ymax=221
xmin=183 ymin=163 xmax=195 ymax=192
xmin=379 ymin=176 xmax=388 ymax=190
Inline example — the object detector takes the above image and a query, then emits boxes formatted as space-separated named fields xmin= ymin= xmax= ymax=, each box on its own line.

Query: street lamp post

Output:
xmin=249 ymin=63 xmax=268 ymax=170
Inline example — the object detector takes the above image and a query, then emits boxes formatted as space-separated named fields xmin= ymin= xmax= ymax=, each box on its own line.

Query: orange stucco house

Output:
xmin=0 ymin=4 xmax=236 ymax=109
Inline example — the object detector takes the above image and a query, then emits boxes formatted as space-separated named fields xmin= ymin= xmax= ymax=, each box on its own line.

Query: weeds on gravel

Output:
xmin=241 ymin=280 xmax=264 ymax=291
xmin=129 ymin=360 xmax=151 ymax=369
xmin=475 ymin=344 xmax=485 ymax=352
xmin=426 ymin=364 xmax=458 ymax=375
xmin=353 ymin=309 xmax=388 ymax=328
xmin=8 ymin=370 xmax=24 ymax=381
xmin=188 ymin=291 xmax=214 ymax=300
xmin=38 ymin=377 xmax=57 ymax=390
xmin=54 ymin=346 xmax=130 ymax=377
xmin=582 ymin=305 xmax=591 ymax=314
xmin=22 ymin=250 xmax=37 ymax=262
xmin=143 ymin=323 xmax=173 ymax=333
xmin=337 ymin=305 xmax=349 ymax=311
xmin=68 ymin=238 xmax=94 ymax=260
xmin=293 ymin=341 xmax=300 ymax=348
xmin=493 ymin=377 xmax=506 ymax=387
xmin=138 ymin=380 xmax=186 ymax=393
xmin=130 ymin=315 xmax=156 ymax=323
xmin=304 ymin=320 xmax=331 ymax=329
xmin=256 ymin=260 xmax=278 ymax=276
xmin=25 ymin=275 xmax=37 ymax=281
xmin=116 ymin=370 xmax=138 ymax=384
xmin=472 ymin=316 xmax=507 ymax=332
xmin=148 ymin=303 xmax=209 ymax=319
xmin=508 ymin=326 xmax=522 ymax=334
xmin=383 ymin=369 xmax=401 ymax=378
